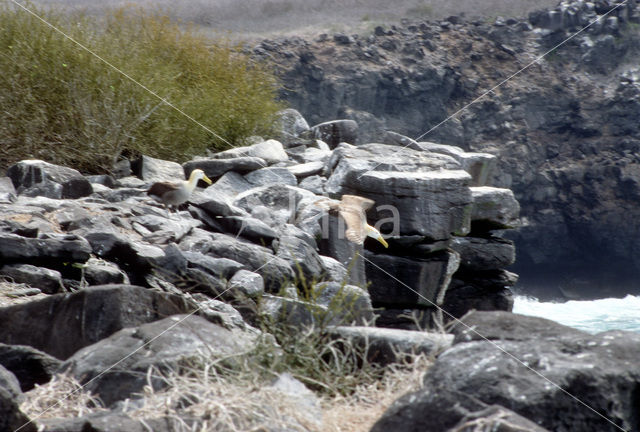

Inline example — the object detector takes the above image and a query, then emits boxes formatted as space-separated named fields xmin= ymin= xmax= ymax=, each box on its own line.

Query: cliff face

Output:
xmin=254 ymin=0 xmax=640 ymax=299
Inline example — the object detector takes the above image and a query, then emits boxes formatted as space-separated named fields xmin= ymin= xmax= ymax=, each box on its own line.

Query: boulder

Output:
xmin=244 ymin=167 xmax=297 ymax=187
xmin=180 ymin=231 xmax=294 ymax=292
xmin=227 ymin=269 xmax=264 ymax=299
xmin=298 ymin=175 xmax=326 ymax=194
xmin=0 ymin=285 xmax=194 ymax=359
xmin=0 ymin=343 xmax=61 ymax=391
xmin=7 ymin=160 xmax=92 ymax=199
xmin=61 ymin=314 xmax=256 ymax=406
xmin=0 ymin=177 xmax=17 ymax=203
xmin=470 ymin=186 xmax=520 ymax=229
xmin=317 ymin=213 xmax=366 ymax=286
xmin=318 ymin=255 xmax=348 ymax=282
xmin=131 ymin=155 xmax=184 ymax=183
xmin=312 ymin=281 xmax=373 ymax=325
xmin=183 ymin=156 xmax=267 ymax=179
xmin=0 ymin=232 xmax=91 ymax=267
xmin=0 ymin=264 xmax=64 ymax=294
xmin=364 ymin=250 xmax=460 ymax=309
xmin=212 ymin=139 xmax=289 ymax=164
xmin=260 ymin=294 xmax=325 ymax=329
xmin=0 ymin=365 xmax=36 ymax=432
xmin=443 ymin=270 xmax=517 ymax=319
xmin=286 ymin=161 xmax=325 ymax=178
xmin=82 ymin=258 xmax=130 ymax=286
xmin=375 ymin=311 xmax=640 ymax=432
xmin=274 ymin=108 xmax=311 ymax=144
xmin=326 ymin=326 xmax=453 ymax=366
xmin=274 ymin=225 xmax=324 ymax=283
xmin=37 ymin=413 xmax=179 ymax=432
xmin=414 ymin=142 xmax=497 ymax=186
xmin=233 ymin=184 xmax=313 ymax=228
xmin=311 ymin=119 xmax=358 ymax=148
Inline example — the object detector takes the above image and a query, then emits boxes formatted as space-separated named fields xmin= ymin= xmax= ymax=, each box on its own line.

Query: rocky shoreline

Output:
xmin=254 ymin=0 xmax=640 ymax=299
xmin=1 ymin=107 xmax=638 ymax=431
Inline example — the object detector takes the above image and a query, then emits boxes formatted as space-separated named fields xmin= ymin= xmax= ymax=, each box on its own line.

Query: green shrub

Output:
xmin=0 ymin=4 xmax=283 ymax=173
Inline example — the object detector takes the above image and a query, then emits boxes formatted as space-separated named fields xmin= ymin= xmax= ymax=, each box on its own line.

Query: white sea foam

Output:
xmin=512 ymin=295 xmax=640 ymax=334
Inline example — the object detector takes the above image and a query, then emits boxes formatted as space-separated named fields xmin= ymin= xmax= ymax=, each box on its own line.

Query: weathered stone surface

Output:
xmin=0 ymin=365 xmax=36 ymax=432
xmin=470 ymin=186 xmax=520 ymax=229
xmin=0 ymin=285 xmax=193 ymax=359
xmin=374 ymin=307 xmax=434 ymax=331
xmin=131 ymin=155 xmax=184 ymax=183
xmin=0 ymin=264 xmax=64 ymax=294
xmin=311 ymin=119 xmax=358 ymax=148
xmin=244 ymin=167 xmax=297 ymax=186
xmin=414 ymin=142 xmax=497 ymax=186
xmin=286 ymin=160 xmax=325 ymax=178
xmin=312 ymin=282 xmax=373 ymax=325
xmin=0 ymin=343 xmax=61 ymax=391
xmin=444 ymin=270 xmax=517 ymax=320
xmin=375 ymin=311 xmax=640 ymax=432
xmin=298 ymin=174 xmax=326 ymax=194
xmin=38 ymin=413 xmax=197 ymax=432
xmin=260 ymin=294 xmax=325 ymax=329
xmin=318 ymin=255 xmax=348 ymax=282
xmin=327 ymin=326 xmax=453 ymax=366
xmin=233 ymin=184 xmax=313 ymax=228
xmin=0 ymin=177 xmax=17 ymax=203
xmin=365 ymin=250 xmax=460 ymax=308
xmin=183 ymin=157 xmax=267 ymax=179
xmin=61 ymin=314 xmax=256 ymax=406
xmin=227 ymin=269 xmax=264 ymax=299
xmin=275 ymin=108 xmax=310 ymax=144
xmin=275 ymin=225 xmax=324 ymax=282
xmin=7 ymin=160 xmax=92 ymax=199
xmin=317 ymin=213 xmax=366 ymax=286
xmin=82 ymin=258 xmax=130 ymax=286
xmin=0 ymin=233 xmax=91 ymax=266
xmin=180 ymin=231 xmax=294 ymax=292
xmin=450 ymin=236 xmax=516 ymax=270
xmin=213 ymin=139 xmax=289 ymax=164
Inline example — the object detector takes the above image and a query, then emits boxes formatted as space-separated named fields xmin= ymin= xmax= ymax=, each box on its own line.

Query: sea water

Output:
xmin=512 ymin=295 xmax=640 ymax=334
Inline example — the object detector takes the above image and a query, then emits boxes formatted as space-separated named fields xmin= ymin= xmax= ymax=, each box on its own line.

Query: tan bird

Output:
xmin=147 ymin=168 xmax=212 ymax=211
xmin=315 ymin=194 xmax=389 ymax=248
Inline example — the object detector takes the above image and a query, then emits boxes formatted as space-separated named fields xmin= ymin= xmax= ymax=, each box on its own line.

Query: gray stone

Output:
xmin=275 ymin=226 xmax=324 ymax=283
xmin=131 ymin=155 xmax=184 ymax=183
xmin=0 ymin=343 xmax=61 ymax=391
xmin=269 ymin=372 xmax=322 ymax=429
xmin=298 ymin=175 xmax=326 ymax=194
xmin=317 ymin=213 xmax=366 ymax=287
xmin=233 ymin=184 xmax=313 ymax=228
xmin=213 ymin=139 xmax=289 ymax=164
xmin=312 ymin=282 xmax=373 ymax=325
xmin=244 ymin=167 xmax=297 ymax=186
xmin=319 ymin=255 xmax=348 ymax=282
xmin=286 ymin=161 xmax=325 ymax=178
xmin=183 ymin=156 xmax=267 ymax=179
xmin=260 ymin=294 xmax=326 ymax=329
xmin=0 ymin=264 xmax=64 ymax=294
xmin=450 ymin=236 xmax=516 ymax=270
xmin=0 ymin=232 xmax=91 ymax=266
xmin=227 ymin=269 xmax=264 ymax=299
xmin=327 ymin=326 xmax=453 ymax=366
xmin=61 ymin=314 xmax=256 ymax=406
xmin=470 ymin=186 xmax=520 ymax=229
xmin=311 ymin=119 xmax=358 ymax=148
xmin=364 ymin=250 xmax=460 ymax=309
xmin=82 ymin=258 xmax=130 ymax=286
xmin=274 ymin=108 xmax=310 ymax=144
xmin=7 ymin=160 xmax=93 ymax=199
xmin=0 ymin=177 xmax=16 ymax=203
xmin=415 ymin=142 xmax=497 ymax=186
xmin=180 ymin=231 xmax=294 ymax=292
xmin=0 ymin=365 xmax=36 ymax=432
xmin=0 ymin=285 xmax=193 ymax=359
xmin=443 ymin=270 xmax=517 ymax=320
xmin=376 ymin=311 xmax=640 ymax=432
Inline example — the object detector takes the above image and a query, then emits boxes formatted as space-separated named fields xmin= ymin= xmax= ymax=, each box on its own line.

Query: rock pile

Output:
xmin=0 ymin=109 xmax=520 ymax=429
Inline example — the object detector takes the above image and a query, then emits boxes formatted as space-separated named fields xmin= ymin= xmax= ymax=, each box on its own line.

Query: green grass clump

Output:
xmin=0 ymin=4 xmax=283 ymax=173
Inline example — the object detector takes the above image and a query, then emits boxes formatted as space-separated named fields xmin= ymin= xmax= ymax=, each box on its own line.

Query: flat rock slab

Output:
xmin=414 ymin=142 xmax=497 ymax=186
xmin=61 ymin=314 xmax=257 ymax=406
xmin=0 ymin=233 xmax=91 ymax=266
xmin=0 ymin=285 xmax=193 ymax=360
xmin=327 ymin=326 xmax=453 ymax=365
xmin=450 ymin=236 xmax=516 ymax=270
xmin=132 ymin=155 xmax=184 ymax=183
xmin=213 ymin=139 xmax=289 ymax=164
xmin=183 ymin=157 xmax=267 ymax=179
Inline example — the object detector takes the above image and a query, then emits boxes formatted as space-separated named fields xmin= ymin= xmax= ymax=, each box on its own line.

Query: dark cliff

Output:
xmin=253 ymin=0 xmax=640 ymax=299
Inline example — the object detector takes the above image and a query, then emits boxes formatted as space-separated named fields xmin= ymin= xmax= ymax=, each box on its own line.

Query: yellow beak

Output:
xmin=377 ymin=235 xmax=389 ymax=248
xmin=202 ymin=174 xmax=213 ymax=185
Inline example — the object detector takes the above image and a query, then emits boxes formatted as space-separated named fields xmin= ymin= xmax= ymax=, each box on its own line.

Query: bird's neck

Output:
xmin=184 ymin=174 xmax=200 ymax=193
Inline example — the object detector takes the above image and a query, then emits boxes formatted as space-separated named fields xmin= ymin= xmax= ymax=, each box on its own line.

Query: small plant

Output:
xmin=0 ymin=4 xmax=283 ymax=173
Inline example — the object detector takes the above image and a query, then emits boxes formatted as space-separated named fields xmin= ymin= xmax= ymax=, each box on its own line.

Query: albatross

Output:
xmin=147 ymin=168 xmax=212 ymax=211
xmin=315 ymin=194 xmax=388 ymax=248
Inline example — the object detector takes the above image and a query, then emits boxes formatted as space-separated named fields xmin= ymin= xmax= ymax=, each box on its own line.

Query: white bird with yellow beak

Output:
xmin=147 ymin=168 xmax=212 ymax=211
xmin=315 ymin=194 xmax=388 ymax=248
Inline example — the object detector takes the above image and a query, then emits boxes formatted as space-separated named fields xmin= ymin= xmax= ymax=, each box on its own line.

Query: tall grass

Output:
xmin=0 ymin=4 xmax=283 ymax=173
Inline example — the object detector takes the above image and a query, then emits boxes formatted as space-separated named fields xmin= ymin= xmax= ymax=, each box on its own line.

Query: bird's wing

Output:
xmin=313 ymin=197 xmax=341 ymax=212
xmin=341 ymin=195 xmax=375 ymax=211
xmin=147 ymin=181 xmax=180 ymax=197
xmin=339 ymin=208 xmax=367 ymax=244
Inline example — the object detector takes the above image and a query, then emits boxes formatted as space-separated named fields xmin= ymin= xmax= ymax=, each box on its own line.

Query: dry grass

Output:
xmin=19 ymin=341 xmax=432 ymax=431
xmin=0 ymin=279 xmax=48 ymax=307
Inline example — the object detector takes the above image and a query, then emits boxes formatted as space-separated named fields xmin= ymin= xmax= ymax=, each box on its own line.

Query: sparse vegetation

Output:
xmin=0 ymin=4 xmax=283 ymax=173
